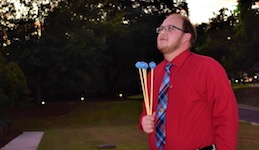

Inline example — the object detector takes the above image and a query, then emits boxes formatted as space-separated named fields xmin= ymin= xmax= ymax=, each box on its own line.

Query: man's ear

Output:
xmin=184 ymin=33 xmax=191 ymax=42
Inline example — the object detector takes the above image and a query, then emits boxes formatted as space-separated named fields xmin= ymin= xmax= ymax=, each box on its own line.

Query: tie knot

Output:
xmin=165 ymin=63 xmax=173 ymax=74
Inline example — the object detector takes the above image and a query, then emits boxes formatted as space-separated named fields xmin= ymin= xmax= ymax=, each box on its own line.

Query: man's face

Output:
xmin=157 ymin=15 xmax=186 ymax=54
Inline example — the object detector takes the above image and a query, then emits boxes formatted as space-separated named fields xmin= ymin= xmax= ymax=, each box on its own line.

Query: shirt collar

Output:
xmin=163 ymin=50 xmax=191 ymax=68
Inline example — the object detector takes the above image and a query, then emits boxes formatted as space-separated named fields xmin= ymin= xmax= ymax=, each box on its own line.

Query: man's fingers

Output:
xmin=142 ymin=114 xmax=156 ymax=134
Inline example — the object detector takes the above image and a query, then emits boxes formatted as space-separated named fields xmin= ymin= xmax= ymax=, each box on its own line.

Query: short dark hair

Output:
xmin=181 ymin=16 xmax=197 ymax=47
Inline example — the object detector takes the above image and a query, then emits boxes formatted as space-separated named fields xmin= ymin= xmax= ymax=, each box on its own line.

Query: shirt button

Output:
xmin=159 ymin=108 xmax=164 ymax=112
xmin=169 ymin=85 xmax=173 ymax=88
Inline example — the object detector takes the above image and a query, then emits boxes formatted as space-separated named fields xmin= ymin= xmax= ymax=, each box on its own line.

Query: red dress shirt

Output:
xmin=139 ymin=50 xmax=238 ymax=150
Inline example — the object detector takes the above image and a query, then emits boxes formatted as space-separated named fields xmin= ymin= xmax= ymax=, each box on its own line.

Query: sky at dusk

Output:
xmin=7 ymin=0 xmax=238 ymax=24
xmin=186 ymin=0 xmax=238 ymax=24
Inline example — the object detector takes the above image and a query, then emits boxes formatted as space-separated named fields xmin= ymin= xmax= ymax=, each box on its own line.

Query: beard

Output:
xmin=157 ymin=37 xmax=182 ymax=54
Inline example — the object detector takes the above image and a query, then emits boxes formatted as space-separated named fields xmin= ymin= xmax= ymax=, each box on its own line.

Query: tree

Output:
xmin=232 ymin=0 xmax=259 ymax=75
xmin=0 ymin=0 xmax=61 ymax=50
xmin=197 ymin=8 xmax=239 ymax=77
xmin=1 ymin=0 xmax=190 ymax=101
xmin=0 ymin=52 xmax=28 ymax=106
xmin=10 ymin=0 xmax=116 ymax=101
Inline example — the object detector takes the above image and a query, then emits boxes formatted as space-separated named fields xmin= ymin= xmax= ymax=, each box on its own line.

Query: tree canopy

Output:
xmin=196 ymin=1 xmax=259 ymax=79
xmin=1 ymin=0 xmax=259 ymax=103
xmin=1 ymin=0 xmax=190 ymax=102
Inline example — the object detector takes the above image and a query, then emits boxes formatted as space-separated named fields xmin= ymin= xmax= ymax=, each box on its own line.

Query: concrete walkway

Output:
xmin=0 ymin=131 xmax=44 ymax=150
xmin=239 ymin=104 xmax=259 ymax=125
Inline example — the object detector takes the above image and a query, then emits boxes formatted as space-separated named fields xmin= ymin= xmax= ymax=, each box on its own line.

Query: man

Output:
xmin=139 ymin=13 xmax=238 ymax=150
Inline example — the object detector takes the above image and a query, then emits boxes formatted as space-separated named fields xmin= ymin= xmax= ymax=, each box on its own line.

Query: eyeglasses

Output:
xmin=156 ymin=25 xmax=186 ymax=33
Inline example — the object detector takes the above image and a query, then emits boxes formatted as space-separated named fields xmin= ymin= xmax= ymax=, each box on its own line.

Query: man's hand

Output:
xmin=141 ymin=112 xmax=156 ymax=134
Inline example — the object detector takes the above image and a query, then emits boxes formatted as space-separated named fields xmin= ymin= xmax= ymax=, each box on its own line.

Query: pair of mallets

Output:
xmin=135 ymin=61 xmax=156 ymax=115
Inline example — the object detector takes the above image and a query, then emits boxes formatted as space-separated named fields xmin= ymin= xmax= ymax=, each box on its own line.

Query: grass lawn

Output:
xmin=5 ymin=100 xmax=149 ymax=150
xmin=36 ymin=100 xmax=259 ymax=150
xmin=2 ymin=83 xmax=259 ymax=149
xmin=238 ymin=122 xmax=259 ymax=150
xmin=38 ymin=125 xmax=148 ymax=150
xmin=38 ymin=121 xmax=259 ymax=150
xmin=34 ymin=100 xmax=148 ymax=150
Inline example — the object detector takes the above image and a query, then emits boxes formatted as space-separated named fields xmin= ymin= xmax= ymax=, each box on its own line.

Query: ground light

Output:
xmin=119 ymin=93 xmax=123 ymax=98
xmin=235 ymin=79 xmax=239 ymax=83
xmin=80 ymin=96 xmax=85 ymax=101
xmin=41 ymin=100 xmax=46 ymax=105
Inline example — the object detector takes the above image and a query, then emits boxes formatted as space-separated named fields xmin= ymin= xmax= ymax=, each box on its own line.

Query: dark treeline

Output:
xmin=195 ymin=0 xmax=259 ymax=79
xmin=0 ymin=0 xmax=259 ymax=105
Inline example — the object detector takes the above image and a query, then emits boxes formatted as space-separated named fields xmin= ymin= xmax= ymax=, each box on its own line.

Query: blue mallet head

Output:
xmin=141 ymin=61 xmax=148 ymax=69
xmin=135 ymin=61 xmax=141 ymax=69
xmin=149 ymin=61 xmax=156 ymax=69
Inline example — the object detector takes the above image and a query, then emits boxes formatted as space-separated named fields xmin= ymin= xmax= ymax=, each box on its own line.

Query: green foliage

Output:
xmin=0 ymin=63 xmax=28 ymax=105
xmin=0 ymin=52 xmax=28 ymax=107
xmin=1 ymin=0 xmax=189 ymax=101
xmin=232 ymin=0 xmax=259 ymax=73
xmin=197 ymin=2 xmax=259 ymax=77
xmin=197 ymin=8 xmax=237 ymax=76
